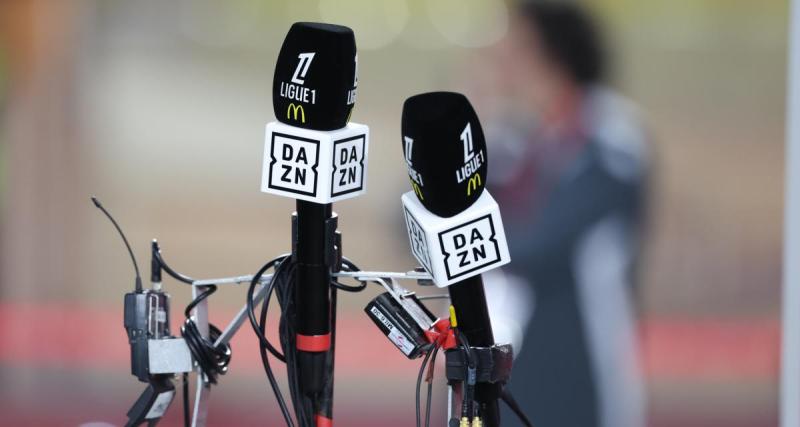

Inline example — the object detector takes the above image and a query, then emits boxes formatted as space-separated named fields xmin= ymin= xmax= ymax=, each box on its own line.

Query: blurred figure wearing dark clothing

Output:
xmin=480 ymin=2 xmax=649 ymax=427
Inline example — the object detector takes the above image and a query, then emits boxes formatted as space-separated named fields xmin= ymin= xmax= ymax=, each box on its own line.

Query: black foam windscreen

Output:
xmin=401 ymin=92 xmax=488 ymax=217
xmin=273 ymin=22 xmax=357 ymax=131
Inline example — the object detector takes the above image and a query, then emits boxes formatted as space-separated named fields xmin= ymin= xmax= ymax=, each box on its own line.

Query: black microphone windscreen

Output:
xmin=273 ymin=22 xmax=357 ymax=131
xmin=401 ymin=92 xmax=488 ymax=217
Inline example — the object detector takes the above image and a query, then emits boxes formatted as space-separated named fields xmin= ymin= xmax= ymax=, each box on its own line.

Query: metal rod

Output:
xmin=213 ymin=276 xmax=273 ymax=348
xmin=191 ymin=274 xmax=273 ymax=287
xmin=782 ymin=0 xmax=800 ymax=424
xmin=417 ymin=294 xmax=450 ymax=300
xmin=333 ymin=270 xmax=432 ymax=281
xmin=191 ymin=285 xmax=211 ymax=427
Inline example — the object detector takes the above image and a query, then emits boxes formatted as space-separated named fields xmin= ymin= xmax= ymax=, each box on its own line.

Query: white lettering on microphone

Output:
xmin=346 ymin=54 xmax=358 ymax=106
xmin=403 ymin=136 xmax=424 ymax=187
xmin=455 ymin=150 xmax=485 ymax=183
xmin=280 ymin=82 xmax=316 ymax=104
xmin=455 ymin=122 xmax=484 ymax=183
xmin=281 ymin=52 xmax=317 ymax=105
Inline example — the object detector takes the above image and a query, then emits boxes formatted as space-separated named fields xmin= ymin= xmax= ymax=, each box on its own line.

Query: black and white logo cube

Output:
xmin=268 ymin=133 xmax=320 ymax=197
xmin=331 ymin=135 xmax=366 ymax=197
xmin=401 ymin=190 xmax=509 ymax=287
xmin=404 ymin=207 xmax=432 ymax=272
xmin=438 ymin=215 xmax=501 ymax=280
xmin=262 ymin=121 xmax=369 ymax=203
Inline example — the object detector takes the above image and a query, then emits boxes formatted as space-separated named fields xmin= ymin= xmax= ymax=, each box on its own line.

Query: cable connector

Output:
xmin=471 ymin=417 xmax=482 ymax=427
xmin=467 ymin=366 xmax=477 ymax=386
xmin=460 ymin=416 xmax=471 ymax=427
xmin=150 ymin=239 xmax=162 ymax=290
xmin=449 ymin=304 xmax=458 ymax=327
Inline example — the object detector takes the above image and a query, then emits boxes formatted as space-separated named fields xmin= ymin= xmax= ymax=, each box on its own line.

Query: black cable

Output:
xmin=182 ymin=373 xmax=190 ymax=427
xmin=248 ymin=257 xmax=295 ymax=426
xmin=416 ymin=344 xmax=436 ymax=427
xmin=424 ymin=345 xmax=440 ymax=427
xmin=340 ymin=258 xmax=360 ymax=272
xmin=181 ymin=285 xmax=231 ymax=385
xmin=274 ymin=258 xmax=308 ymax=425
xmin=152 ymin=242 xmax=194 ymax=285
xmin=91 ymin=197 xmax=142 ymax=291
xmin=248 ymin=256 xmax=367 ymax=426
xmin=457 ymin=330 xmax=476 ymax=419
xmin=501 ymin=388 xmax=534 ymax=427
xmin=259 ymin=262 xmax=309 ymax=426
xmin=331 ymin=258 xmax=368 ymax=292
xmin=330 ymin=279 xmax=367 ymax=292
xmin=247 ymin=256 xmax=287 ymax=362
xmin=184 ymin=285 xmax=214 ymax=316
xmin=323 ymin=285 xmax=339 ymax=421
xmin=276 ymin=260 xmax=312 ymax=427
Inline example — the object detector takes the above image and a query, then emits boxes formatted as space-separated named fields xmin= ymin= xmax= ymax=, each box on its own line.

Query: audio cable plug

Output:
xmin=460 ymin=417 xmax=471 ymax=427
xmin=151 ymin=239 xmax=162 ymax=291
xmin=471 ymin=417 xmax=482 ymax=427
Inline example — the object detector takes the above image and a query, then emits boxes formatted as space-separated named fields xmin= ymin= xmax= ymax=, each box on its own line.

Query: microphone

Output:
xmin=400 ymin=92 xmax=506 ymax=426
xmin=266 ymin=21 xmax=364 ymax=426
xmin=401 ymin=92 xmax=487 ymax=217
xmin=263 ymin=22 xmax=367 ymax=204
xmin=273 ymin=22 xmax=358 ymax=131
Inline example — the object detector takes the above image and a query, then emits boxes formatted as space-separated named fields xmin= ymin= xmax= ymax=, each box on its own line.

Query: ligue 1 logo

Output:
xmin=438 ymin=214 xmax=501 ymax=280
xmin=455 ymin=122 xmax=485 ymax=196
xmin=280 ymin=53 xmax=318 ymax=111
xmin=291 ymin=52 xmax=315 ymax=85
xmin=403 ymin=136 xmax=425 ymax=200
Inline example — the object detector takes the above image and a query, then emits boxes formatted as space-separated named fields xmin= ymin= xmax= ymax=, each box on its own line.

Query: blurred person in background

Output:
xmin=478 ymin=2 xmax=650 ymax=426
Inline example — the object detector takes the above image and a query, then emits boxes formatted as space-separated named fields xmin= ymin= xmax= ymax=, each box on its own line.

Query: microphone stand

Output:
xmin=448 ymin=275 xmax=502 ymax=426
xmin=294 ymin=200 xmax=335 ymax=424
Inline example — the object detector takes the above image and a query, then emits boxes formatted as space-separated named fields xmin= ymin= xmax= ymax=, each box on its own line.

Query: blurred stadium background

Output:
xmin=0 ymin=0 xmax=787 ymax=426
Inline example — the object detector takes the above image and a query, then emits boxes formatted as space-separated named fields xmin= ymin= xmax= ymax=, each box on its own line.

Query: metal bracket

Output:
xmin=148 ymin=338 xmax=193 ymax=374
xmin=176 ymin=267 xmax=436 ymax=427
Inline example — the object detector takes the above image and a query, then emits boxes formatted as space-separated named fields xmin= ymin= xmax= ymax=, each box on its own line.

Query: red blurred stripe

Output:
xmin=0 ymin=302 xmax=781 ymax=380
xmin=0 ymin=301 xmax=412 ymax=375
xmin=641 ymin=317 xmax=780 ymax=379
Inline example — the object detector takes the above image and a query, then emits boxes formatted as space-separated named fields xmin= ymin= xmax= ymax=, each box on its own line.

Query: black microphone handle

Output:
xmin=295 ymin=200 xmax=332 ymax=396
xmin=448 ymin=275 xmax=502 ymax=427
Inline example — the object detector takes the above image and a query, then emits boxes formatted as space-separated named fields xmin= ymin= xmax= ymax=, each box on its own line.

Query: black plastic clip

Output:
xmin=289 ymin=213 xmax=342 ymax=271
xmin=291 ymin=213 xmax=298 ymax=261
xmin=445 ymin=343 xmax=514 ymax=385
xmin=325 ymin=215 xmax=342 ymax=272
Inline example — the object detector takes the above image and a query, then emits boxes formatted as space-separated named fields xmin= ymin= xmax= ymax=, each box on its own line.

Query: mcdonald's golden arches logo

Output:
xmin=466 ymin=173 xmax=482 ymax=196
xmin=287 ymin=103 xmax=306 ymax=123
xmin=410 ymin=178 xmax=424 ymax=200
